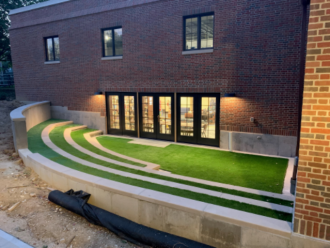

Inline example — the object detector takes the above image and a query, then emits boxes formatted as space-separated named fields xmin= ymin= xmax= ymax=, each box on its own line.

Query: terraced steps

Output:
xmin=35 ymin=120 xmax=294 ymax=220
xmin=70 ymin=127 xmax=294 ymax=202
xmin=45 ymin=123 xmax=293 ymax=215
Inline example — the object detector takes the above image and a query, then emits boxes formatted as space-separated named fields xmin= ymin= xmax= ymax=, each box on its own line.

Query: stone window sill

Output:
xmin=101 ymin=56 xmax=123 ymax=60
xmin=182 ymin=49 xmax=213 ymax=55
xmin=44 ymin=61 xmax=60 ymax=64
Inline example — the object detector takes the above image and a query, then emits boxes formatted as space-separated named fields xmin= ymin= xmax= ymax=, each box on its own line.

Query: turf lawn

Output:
xmin=97 ymin=136 xmax=289 ymax=194
xmin=26 ymin=120 xmax=293 ymax=221
xmin=71 ymin=128 xmax=293 ymax=206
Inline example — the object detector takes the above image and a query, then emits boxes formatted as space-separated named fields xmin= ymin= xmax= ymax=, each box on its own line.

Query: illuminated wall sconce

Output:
xmin=94 ymin=91 xmax=103 ymax=95
xmin=224 ymin=93 xmax=236 ymax=97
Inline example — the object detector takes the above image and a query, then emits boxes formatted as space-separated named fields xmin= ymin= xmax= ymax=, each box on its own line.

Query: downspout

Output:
xmin=291 ymin=0 xmax=310 ymax=193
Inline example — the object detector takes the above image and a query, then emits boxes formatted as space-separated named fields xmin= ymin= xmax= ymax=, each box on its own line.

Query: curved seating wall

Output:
xmin=10 ymin=101 xmax=50 ymax=151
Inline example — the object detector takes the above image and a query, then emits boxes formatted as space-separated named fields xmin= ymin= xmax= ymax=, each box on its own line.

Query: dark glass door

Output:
xmin=106 ymin=92 xmax=137 ymax=136
xmin=177 ymin=93 xmax=219 ymax=146
xmin=139 ymin=93 xmax=174 ymax=141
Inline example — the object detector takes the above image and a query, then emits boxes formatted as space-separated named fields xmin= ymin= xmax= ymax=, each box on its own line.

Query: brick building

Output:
xmin=9 ymin=0 xmax=306 ymax=155
xmin=294 ymin=0 xmax=330 ymax=242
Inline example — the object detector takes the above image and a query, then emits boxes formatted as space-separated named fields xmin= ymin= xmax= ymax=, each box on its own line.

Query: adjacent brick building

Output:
xmin=9 ymin=0 xmax=306 ymax=154
xmin=294 ymin=0 xmax=330 ymax=241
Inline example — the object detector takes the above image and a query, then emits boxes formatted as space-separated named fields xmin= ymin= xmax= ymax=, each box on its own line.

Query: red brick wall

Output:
xmin=294 ymin=0 xmax=330 ymax=240
xmin=9 ymin=0 xmax=304 ymax=136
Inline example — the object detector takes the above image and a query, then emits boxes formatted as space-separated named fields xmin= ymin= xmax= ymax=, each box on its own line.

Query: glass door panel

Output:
xmin=177 ymin=93 xmax=219 ymax=146
xmin=142 ymin=96 xmax=154 ymax=133
xmin=107 ymin=93 xmax=137 ymax=136
xmin=124 ymin=96 xmax=135 ymax=131
xmin=140 ymin=93 xmax=174 ymax=141
xmin=159 ymin=96 xmax=172 ymax=135
xmin=180 ymin=97 xmax=194 ymax=137
xmin=109 ymin=95 xmax=120 ymax=129
xmin=201 ymin=97 xmax=216 ymax=139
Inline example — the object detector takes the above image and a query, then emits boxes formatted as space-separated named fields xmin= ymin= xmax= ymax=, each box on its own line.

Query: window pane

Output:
xmin=54 ymin=37 xmax=60 ymax=60
xmin=142 ymin=96 xmax=154 ymax=133
xmin=159 ymin=96 xmax=171 ymax=135
xmin=114 ymin=28 xmax=123 ymax=56
xmin=201 ymin=97 xmax=216 ymax=139
xmin=185 ymin=17 xmax=198 ymax=50
xmin=46 ymin=38 xmax=54 ymax=61
xmin=104 ymin=30 xmax=113 ymax=56
xmin=109 ymin=95 xmax=120 ymax=129
xmin=201 ymin=15 xmax=214 ymax=48
xmin=124 ymin=96 xmax=135 ymax=131
xmin=180 ymin=97 xmax=194 ymax=137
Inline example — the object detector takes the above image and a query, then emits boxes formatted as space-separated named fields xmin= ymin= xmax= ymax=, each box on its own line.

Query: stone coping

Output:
xmin=18 ymin=148 xmax=293 ymax=239
xmin=90 ymin=134 xmax=295 ymax=201
xmin=9 ymin=0 xmax=70 ymax=15
xmin=10 ymin=101 xmax=50 ymax=122
xmin=57 ymin=125 xmax=293 ymax=214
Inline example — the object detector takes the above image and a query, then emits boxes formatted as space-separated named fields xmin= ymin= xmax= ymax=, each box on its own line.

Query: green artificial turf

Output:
xmin=71 ymin=128 xmax=145 ymax=167
xmin=26 ymin=120 xmax=292 ymax=221
xmin=97 ymin=136 xmax=288 ymax=194
xmin=70 ymin=128 xmax=293 ymax=207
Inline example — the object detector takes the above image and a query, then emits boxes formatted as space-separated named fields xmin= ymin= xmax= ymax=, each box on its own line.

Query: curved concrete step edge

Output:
xmin=88 ymin=130 xmax=103 ymax=138
xmin=18 ymin=148 xmax=293 ymax=245
xmin=85 ymin=132 xmax=160 ymax=170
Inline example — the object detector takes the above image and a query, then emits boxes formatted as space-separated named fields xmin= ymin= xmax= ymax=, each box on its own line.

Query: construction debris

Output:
xmin=7 ymin=202 xmax=20 ymax=212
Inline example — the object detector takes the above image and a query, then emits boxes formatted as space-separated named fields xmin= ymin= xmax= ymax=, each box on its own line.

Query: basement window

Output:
xmin=102 ymin=27 xmax=123 ymax=58
xmin=44 ymin=36 xmax=60 ymax=61
xmin=183 ymin=13 xmax=214 ymax=51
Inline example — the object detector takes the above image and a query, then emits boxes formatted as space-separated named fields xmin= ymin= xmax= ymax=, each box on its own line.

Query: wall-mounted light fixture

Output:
xmin=224 ymin=93 xmax=236 ymax=97
xmin=94 ymin=91 xmax=103 ymax=95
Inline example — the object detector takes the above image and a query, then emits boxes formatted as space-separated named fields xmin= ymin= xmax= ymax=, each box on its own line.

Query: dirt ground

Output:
xmin=0 ymin=100 xmax=136 ymax=248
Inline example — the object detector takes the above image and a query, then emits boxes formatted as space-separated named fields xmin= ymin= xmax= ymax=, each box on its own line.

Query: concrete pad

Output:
xmin=128 ymin=138 xmax=170 ymax=147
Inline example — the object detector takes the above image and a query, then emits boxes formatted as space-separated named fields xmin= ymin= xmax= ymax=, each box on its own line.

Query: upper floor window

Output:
xmin=45 ymin=36 xmax=60 ymax=61
xmin=102 ymin=27 xmax=123 ymax=57
xmin=184 ymin=13 xmax=214 ymax=51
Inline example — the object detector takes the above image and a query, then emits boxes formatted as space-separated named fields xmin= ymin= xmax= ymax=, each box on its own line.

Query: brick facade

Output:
xmin=294 ymin=0 xmax=330 ymax=241
xmin=9 ymin=0 xmax=305 ymax=136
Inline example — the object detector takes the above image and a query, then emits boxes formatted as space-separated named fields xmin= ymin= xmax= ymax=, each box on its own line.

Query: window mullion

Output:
xmin=112 ymin=29 xmax=115 ymax=56
xmin=45 ymin=39 xmax=48 ymax=61
xmin=198 ymin=17 xmax=201 ymax=49
xmin=52 ymin=38 xmax=55 ymax=61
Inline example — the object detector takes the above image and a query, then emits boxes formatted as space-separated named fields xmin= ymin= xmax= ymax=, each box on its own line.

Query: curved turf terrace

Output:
xmin=27 ymin=119 xmax=294 ymax=222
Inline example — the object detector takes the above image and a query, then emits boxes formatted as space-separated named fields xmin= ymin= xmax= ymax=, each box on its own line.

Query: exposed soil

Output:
xmin=0 ymin=100 xmax=136 ymax=248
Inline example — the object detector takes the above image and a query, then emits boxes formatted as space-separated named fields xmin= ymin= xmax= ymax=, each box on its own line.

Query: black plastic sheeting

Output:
xmin=49 ymin=190 xmax=214 ymax=248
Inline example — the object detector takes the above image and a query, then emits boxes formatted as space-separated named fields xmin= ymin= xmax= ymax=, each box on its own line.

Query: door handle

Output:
xmin=157 ymin=115 xmax=160 ymax=122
